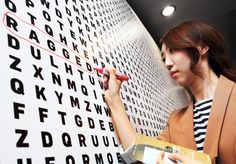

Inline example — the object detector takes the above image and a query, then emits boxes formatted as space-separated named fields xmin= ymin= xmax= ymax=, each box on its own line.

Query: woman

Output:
xmin=103 ymin=21 xmax=236 ymax=164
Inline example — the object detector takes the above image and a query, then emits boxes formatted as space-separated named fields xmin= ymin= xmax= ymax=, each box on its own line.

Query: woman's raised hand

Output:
xmin=102 ymin=68 xmax=123 ymax=107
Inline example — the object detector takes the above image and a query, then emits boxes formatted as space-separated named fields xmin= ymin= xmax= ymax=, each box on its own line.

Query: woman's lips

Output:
xmin=170 ymin=71 xmax=178 ymax=77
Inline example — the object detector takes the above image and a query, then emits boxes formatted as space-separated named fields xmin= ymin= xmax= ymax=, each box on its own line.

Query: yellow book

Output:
xmin=121 ymin=135 xmax=212 ymax=164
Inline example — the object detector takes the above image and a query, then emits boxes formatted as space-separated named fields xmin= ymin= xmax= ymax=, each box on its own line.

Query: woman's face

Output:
xmin=161 ymin=44 xmax=196 ymax=87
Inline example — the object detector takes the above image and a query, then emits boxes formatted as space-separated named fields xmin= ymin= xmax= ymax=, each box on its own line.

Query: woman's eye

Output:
xmin=162 ymin=57 xmax=166 ymax=63
xmin=169 ymin=48 xmax=173 ymax=53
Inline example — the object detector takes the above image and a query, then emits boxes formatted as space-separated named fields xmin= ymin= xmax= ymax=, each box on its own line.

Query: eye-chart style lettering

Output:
xmin=0 ymin=0 xmax=189 ymax=163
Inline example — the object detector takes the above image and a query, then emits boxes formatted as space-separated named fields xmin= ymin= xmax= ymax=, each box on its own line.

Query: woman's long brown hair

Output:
xmin=160 ymin=21 xmax=236 ymax=82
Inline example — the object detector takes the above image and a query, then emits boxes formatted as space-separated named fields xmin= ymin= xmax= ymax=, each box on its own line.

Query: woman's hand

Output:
xmin=156 ymin=151 xmax=167 ymax=164
xmin=168 ymin=153 xmax=202 ymax=164
xmin=102 ymin=68 xmax=137 ymax=149
xmin=102 ymin=68 xmax=123 ymax=107
xmin=156 ymin=151 xmax=202 ymax=164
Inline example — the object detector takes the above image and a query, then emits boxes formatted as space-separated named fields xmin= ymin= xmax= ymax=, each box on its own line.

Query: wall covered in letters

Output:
xmin=0 ymin=0 xmax=189 ymax=163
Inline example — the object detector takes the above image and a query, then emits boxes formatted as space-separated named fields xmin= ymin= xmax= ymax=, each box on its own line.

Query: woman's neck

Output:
xmin=190 ymin=70 xmax=219 ymax=103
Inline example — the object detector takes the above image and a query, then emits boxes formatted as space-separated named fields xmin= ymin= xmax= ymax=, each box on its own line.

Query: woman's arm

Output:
xmin=103 ymin=68 xmax=137 ymax=150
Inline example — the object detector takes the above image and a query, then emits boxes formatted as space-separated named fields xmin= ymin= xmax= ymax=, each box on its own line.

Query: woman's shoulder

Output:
xmin=218 ymin=75 xmax=236 ymax=87
xmin=215 ymin=75 xmax=236 ymax=98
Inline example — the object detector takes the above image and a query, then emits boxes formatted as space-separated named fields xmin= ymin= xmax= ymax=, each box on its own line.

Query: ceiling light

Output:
xmin=161 ymin=5 xmax=175 ymax=17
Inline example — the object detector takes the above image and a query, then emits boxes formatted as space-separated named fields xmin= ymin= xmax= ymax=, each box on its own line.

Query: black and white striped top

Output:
xmin=193 ymin=98 xmax=213 ymax=152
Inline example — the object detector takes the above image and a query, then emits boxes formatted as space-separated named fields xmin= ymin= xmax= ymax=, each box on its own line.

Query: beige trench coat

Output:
xmin=158 ymin=75 xmax=236 ymax=164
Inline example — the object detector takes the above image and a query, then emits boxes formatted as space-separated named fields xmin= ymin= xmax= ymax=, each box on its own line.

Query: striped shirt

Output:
xmin=193 ymin=98 xmax=213 ymax=152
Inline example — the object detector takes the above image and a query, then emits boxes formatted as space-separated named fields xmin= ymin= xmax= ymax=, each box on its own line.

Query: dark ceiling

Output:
xmin=127 ymin=0 xmax=236 ymax=67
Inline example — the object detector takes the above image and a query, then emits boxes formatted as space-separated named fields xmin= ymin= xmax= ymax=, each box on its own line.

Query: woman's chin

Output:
xmin=175 ymin=79 xmax=188 ymax=87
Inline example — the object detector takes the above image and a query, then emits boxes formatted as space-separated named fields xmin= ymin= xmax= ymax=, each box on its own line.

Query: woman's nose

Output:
xmin=164 ymin=57 xmax=173 ymax=70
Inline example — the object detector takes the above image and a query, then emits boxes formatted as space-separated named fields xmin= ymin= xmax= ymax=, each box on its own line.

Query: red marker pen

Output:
xmin=94 ymin=68 xmax=129 ymax=81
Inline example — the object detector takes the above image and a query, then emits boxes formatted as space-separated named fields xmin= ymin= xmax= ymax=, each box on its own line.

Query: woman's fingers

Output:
xmin=102 ymin=75 xmax=109 ymax=90
xmin=156 ymin=151 xmax=165 ymax=164
xmin=168 ymin=153 xmax=202 ymax=164
xmin=168 ymin=153 xmax=184 ymax=162
xmin=106 ymin=67 xmax=117 ymax=80
xmin=102 ymin=68 xmax=115 ymax=90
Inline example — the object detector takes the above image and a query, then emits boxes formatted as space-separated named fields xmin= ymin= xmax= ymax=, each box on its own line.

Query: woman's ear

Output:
xmin=197 ymin=45 xmax=209 ymax=55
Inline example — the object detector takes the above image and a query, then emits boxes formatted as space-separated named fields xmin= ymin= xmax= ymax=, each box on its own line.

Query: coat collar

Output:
xmin=203 ymin=75 xmax=235 ymax=160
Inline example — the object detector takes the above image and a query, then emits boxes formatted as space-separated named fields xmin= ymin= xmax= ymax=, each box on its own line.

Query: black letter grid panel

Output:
xmin=0 ymin=0 xmax=188 ymax=163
